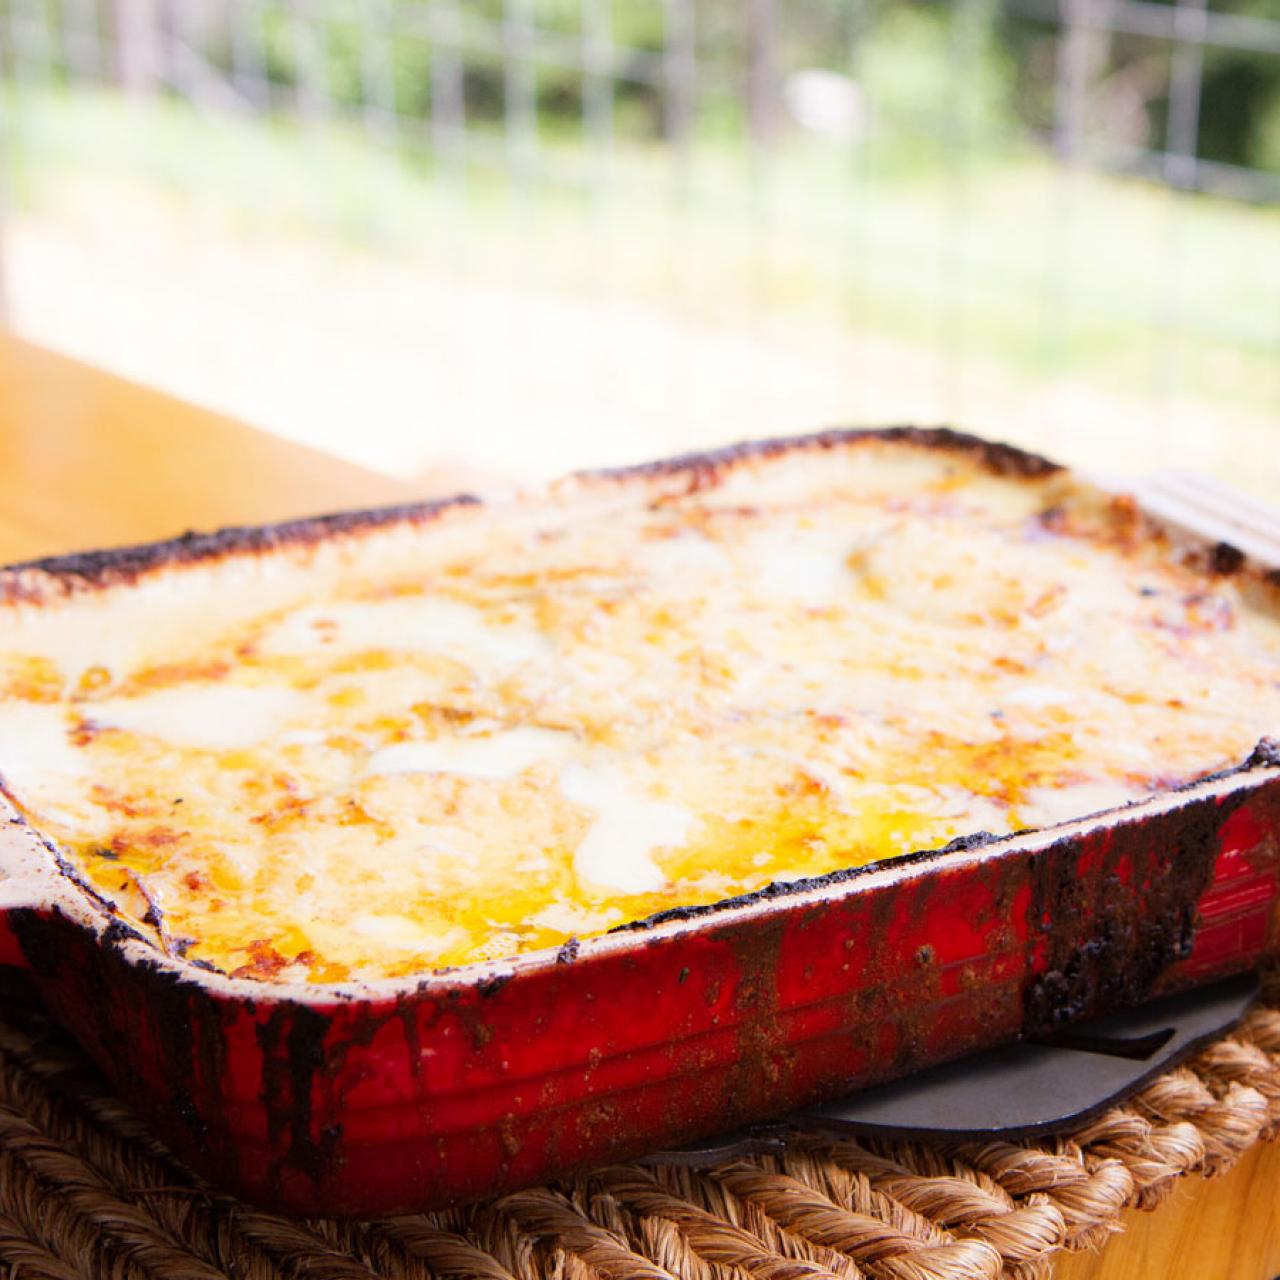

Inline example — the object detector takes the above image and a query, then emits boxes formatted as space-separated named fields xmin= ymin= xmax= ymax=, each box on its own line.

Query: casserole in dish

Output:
xmin=0 ymin=427 xmax=1277 ymax=1215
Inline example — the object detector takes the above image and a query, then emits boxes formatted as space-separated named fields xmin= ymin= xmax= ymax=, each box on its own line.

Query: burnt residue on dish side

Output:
xmin=7 ymin=905 xmax=234 ymax=1172
xmin=255 ymin=1006 xmax=293 ymax=1201
xmin=130 ymin=959 xmax=230 ymax=1163
xmin=393 ymin=993 xmax=426 ymax=1088
xmin=726 ymin=911 xmax=790 ymax=1115
xmin=886 ymin=853 xmax=1023 ymax=1078
xmin=286 ymin=1005 xmax=343 ymax=1178
xmin=477 ymin=969 xmax=516 ymax=998
xmin=693 ymin=847 xmax=1030 ymax=1123
xmin=1020 ymin=789 xmax=1240 ymax=1035
xmin=122 ymin=961 xmax=232 ymax=1166
xmin=256 ymin=1001 xmax=338 ymax=1192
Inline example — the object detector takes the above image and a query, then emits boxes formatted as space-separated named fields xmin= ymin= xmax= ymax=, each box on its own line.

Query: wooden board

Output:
xmin=0 ymin=332 xmax=414 ymax=562
xmin=1056 ymin=1139 xmax=1280 ymax=1280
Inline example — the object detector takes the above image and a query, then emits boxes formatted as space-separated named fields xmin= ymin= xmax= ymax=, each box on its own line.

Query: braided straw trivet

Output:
xmin=0 ymin=976 xmax=1278 ymax=1280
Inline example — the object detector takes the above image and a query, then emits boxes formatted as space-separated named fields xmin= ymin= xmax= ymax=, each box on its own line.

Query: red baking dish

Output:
xmin=0 ymin=428 xmax=1277 ymax=1217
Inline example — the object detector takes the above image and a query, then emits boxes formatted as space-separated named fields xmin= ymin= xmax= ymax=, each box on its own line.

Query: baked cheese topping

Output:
xmin=2 ymin=440 xmax=1280 ymax=982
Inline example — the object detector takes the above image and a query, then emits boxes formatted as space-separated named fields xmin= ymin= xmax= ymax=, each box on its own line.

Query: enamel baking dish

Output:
xmin=0 ymin=428 xmax=1277 ymax=1217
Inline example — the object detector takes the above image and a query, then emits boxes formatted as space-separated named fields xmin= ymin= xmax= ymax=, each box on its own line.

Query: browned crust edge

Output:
xmin=0 ymin=495 xmax=483 ymax=605
xmin=0 ymin=426 xmax=1059 ymax=603
xmin=584 ymin=424 xmax=1064 ymax=486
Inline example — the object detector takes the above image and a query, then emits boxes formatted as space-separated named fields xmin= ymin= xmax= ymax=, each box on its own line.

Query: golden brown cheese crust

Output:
xmin=1 ymin=432 xmax=1279 ymax=982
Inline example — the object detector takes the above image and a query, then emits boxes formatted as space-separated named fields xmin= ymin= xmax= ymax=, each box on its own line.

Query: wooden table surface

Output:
xmin=0 ymin=331 xmax=1275 ymax=1280
xmin=0 ymin=333 xmax=415 ymax=562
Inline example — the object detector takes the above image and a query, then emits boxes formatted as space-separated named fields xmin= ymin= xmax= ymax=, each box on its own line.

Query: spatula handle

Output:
xmin=1136 ymin=471 xmax=1280 ymax=566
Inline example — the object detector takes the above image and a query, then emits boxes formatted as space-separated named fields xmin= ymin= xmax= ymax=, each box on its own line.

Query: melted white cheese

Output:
xmin=0 ymin=701 xmax=80 ymax=781
xmin=1001 ymin=684 xmax=1077 ymax=710
xmin=90 ymin=684 xmax=308 ymax=749
xmin=635 ymin=532 xmax=731 ymax=581
xmin=747 ymin=526 xmax=856 ymax=605
xmin=365 ymin=727 xmax=574 ymax=780
xmin=561 ymin=764 xmax=693 ymax=894
xmin=1021 ymin=781 xmax=1147 ymax=827
xmin=528 ymin=901 xmax=626 ymax=935
xmin=0 ymin=701 xmax=86 ymax=825
xmin=257 ymin=598 xmax=551 ymax=670
xmin=351 ymin=912 xmax=466 ymax=952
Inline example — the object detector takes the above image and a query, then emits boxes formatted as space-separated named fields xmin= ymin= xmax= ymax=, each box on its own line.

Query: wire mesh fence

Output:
xmin=0 ymin=0 xmax=1276 ymax=485
xmin=4 ymin=1 xmax=1278 ymax=187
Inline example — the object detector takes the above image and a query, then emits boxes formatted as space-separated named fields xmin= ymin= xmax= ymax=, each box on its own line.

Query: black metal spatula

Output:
xmin=648 ymin=972 xmax=1259 ymax=1165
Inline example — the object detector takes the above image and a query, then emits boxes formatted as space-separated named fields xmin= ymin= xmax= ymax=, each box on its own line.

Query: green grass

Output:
xmin=5 ymin=83 xmax=1278 ymax=422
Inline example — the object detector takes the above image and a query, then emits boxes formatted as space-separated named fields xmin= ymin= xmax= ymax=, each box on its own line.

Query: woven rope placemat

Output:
xmin=0 ymin=977 xmax=1278 ymax=1280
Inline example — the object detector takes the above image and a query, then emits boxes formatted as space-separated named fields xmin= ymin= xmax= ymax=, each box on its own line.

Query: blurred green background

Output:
xmin=1 ymin=0 xmax=1277 ymax=493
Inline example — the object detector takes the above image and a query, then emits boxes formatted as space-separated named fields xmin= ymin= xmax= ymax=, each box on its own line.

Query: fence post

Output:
xmin=746 ymin=0 xmax=780 ymax=146
xmin=1165 ymin=0 xmax=1208 ymax=188
xmin=662 ymin=0 xmax=695 ymax=151
xmin=112 ymin=0 xmax=160 ymax=93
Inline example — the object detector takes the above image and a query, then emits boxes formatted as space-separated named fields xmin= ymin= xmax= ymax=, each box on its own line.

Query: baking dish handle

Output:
xmin=0 ymin=819 xmax=61 ymax=971
xmin=0 ymin=886 xmax=35 ymax=969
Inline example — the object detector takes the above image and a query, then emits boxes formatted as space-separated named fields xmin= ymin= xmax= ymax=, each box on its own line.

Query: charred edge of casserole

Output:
xmin=583 ymin=424 xmax=1064 ymax=491
xmin=1178 ymin=538 xmax=1253 ymax=582
xmin=1181 ymin=735 xmax=1280 ymax=787
xmin=612 ymin=737 xmax=1280 ymax=939
xmin=1207 ymin=541 xmax=1247 ymax=578
xmin=0 ymin=427 xmax=1056 ymax=601
xmin=0 ymin=495 xmax=483 ymax=602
